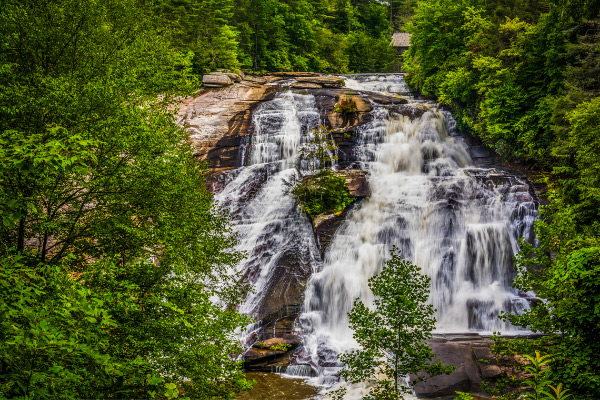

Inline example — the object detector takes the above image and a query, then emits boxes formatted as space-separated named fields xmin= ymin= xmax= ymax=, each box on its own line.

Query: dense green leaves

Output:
xmin=333 ymin=248 xmax=453 ymax=400
xmin=155 ymin=0 xmax=401 ymax=73
xmin=0 ymin=0 xmax=251 ymax=398
xmin=292 ymin=170 xmax=356 ymax=219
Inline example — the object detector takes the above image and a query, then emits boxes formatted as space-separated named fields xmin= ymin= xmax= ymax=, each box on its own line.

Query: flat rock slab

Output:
xmin=291 ymin=82 xmax=322 ymax=89
xmin=178 ymin=82 xmax=280 ymax=169
xmin=296 ymin=76 xmax=345 ymax=88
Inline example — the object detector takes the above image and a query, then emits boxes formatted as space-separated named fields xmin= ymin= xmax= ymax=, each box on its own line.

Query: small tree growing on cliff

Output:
xmin=333 ymin=247 xmax=454 ymax=400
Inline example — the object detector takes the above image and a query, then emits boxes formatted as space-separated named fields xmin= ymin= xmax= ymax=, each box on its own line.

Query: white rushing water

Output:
xmin=215 ymin=75 xmax=537 ymax=398
xmin=215 ymin=91 xmax=321 ymax=318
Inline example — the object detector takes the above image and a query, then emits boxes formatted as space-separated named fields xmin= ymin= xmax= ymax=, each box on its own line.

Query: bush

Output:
xmin=291 ymin=170 xmax=355 ymax=219
xmin=333 ymin=96 xmax=358 ymax=114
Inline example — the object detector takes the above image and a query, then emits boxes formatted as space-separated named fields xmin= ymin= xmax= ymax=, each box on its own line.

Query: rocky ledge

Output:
xmin=413 ymin=334 xmax=536 ymax=400
xmin=178 ymin=80 xmax=279 ymax=173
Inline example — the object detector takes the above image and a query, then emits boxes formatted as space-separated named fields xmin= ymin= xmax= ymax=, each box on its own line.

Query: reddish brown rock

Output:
xmin=291 ymin=82 xmax=322 ymax=89
xmin=177 ymin=82 xmax=280 ymax=171
xmin=255 ymin=336 xmax=302 ymax=349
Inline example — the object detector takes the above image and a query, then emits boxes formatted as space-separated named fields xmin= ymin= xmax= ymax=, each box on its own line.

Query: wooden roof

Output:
xmin=391 ymin=32 xmax=411 ymax=47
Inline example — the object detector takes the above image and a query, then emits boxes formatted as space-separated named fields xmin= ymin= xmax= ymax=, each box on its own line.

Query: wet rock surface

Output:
xmin=178 ymin=81 xmax=279 ymax=170
xmin=243 ymin=315 xmax=304 ymax=372
xmin=413 ymin=334 xmax=534 ymax=400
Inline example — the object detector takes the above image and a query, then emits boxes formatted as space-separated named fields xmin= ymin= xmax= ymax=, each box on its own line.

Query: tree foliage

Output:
xmin=0 ymin=0 xmax=251 ymax=398
xmin=333 ymin=248 xmax=453 ymax=400
xmin=405 ymin=2 xmax=600 ymax=395
xmin=154 ymin=0 xmax=402 ymax=73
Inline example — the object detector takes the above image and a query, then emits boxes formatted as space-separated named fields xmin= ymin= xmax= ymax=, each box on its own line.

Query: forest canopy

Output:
xmin=404 ymin=0 xmax=600 ymax=397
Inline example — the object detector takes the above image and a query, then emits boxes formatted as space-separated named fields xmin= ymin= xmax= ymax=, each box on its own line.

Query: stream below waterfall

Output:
xmin=219 ymin=74 xmax=538 ymax=399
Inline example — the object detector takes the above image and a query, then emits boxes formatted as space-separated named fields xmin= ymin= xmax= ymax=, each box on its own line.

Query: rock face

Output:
xmin=178 ymin=81 xmax=279 ymax=172
xmin=243 ymin=314 xmax=303 ymax=372
xmin=413 ymin=334 xmax=534 ymax=400
xmin=314 ymin=90 xmax=373 ymax=135
xmin=296 ymin=76 xmax=345 ymax=88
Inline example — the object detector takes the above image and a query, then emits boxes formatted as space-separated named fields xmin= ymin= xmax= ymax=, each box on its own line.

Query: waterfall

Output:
xmin=215 ymin=91 xmax=322 ymax=320
xmin=214 ymin=75 xmax=537 ymax=395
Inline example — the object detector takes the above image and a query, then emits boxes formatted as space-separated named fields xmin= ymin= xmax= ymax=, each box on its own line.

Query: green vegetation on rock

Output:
xmin=292 ymin=170 xmax=356 ymax=219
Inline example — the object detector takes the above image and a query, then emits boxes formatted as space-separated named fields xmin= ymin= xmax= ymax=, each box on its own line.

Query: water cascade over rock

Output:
xmin=207 ymin=74 xmax=538 ymax=398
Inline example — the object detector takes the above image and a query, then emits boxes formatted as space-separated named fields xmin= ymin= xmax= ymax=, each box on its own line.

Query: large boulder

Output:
xmin=314 ymin=90 xmax=373 ymax=135
xmin=202 ymin=73 xmax=234 ymax=88
xmin=412 ymin=334 xmax=537 ymax=400
xmin=327 ymin=95 xmax=372 ymax=134
xmin=224 ymin=72 xmax=242 ymax=82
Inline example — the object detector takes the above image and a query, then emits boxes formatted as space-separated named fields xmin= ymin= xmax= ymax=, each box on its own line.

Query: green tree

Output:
xmin=495 ymin=201 xmax=600 ymax=397
xmin=0 ymin=0 xmax=251 ymax=398
xmin=333 ymin=248 xmax=453 ymax=400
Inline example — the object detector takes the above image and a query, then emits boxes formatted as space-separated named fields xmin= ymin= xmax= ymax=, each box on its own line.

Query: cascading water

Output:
xmin=215 ymin=91 xmax=322 ymax=320
xmin=214 ymin=75 xmax=537 ymax=397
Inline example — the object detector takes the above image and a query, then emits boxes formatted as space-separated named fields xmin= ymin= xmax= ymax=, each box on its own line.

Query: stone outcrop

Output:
xmin=314 ymin=90 xmax=373 ymax=135
xmin=243 ymin=314 xmax=304 ymax=372
xmin=202 ymin=72 xmax=234 ymax=87
xmin=336 ymin=169 xmax=370 ymax=197
xmin=291 ymin=82 xmax=323 ymax=89
xmin=412 ymin=334 xmax=535 ymax=400
xmin=296 ymin=76 xmax=345 ymax=88
xmin=178 ymin=81 xmax=279 ymax=172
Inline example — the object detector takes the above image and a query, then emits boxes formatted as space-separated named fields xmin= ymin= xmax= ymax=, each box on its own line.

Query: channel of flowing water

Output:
xmin=218 ymin=74 xmax=537 ymax=398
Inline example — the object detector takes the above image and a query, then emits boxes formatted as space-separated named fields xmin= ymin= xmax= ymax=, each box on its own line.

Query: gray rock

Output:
xmin=413 ymin=365 xmax=471 ymax=398
xmin=224 ymin=72 xmax=242 ymax=82
xmin=202 ymin=73 xmax=234 ymax=87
